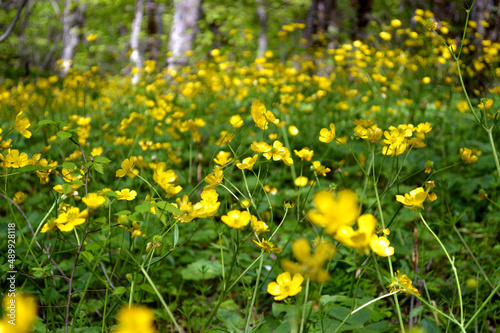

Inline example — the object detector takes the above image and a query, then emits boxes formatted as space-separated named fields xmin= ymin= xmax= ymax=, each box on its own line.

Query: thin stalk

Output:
xmin=464 ymin=282 xmax=500 ymax=330
xmin=486 ymin=129 xmax=500 ymax=180
xmin=419 ymin=212 xmax=463 ymax=325
xmin=299 ymin=277 xmax=310 ymax=333
xmin=243 ymin=253 xmax=265 ymax=333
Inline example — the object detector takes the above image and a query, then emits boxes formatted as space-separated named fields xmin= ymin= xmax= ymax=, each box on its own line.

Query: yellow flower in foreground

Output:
xmin=1 ymin=293 xmax=38 ymax=333
xmin=369 ymin=235 xmax=395 ymax=257
xmin=281 ymin=238 xmax=335 ymax=282
xmin=319 ymin=123 xmax=336 ymax=143
xmin=460 ymin=147 xmax=478 ymax=164
xmin=15 ymin=111 xmax=32 ymax=138
xmin=116 ymin=158 xmax=135 ymax=177
xmin=221 ymin=210 xmax=251 ymax=229
xmin=116 ymin=188 xmax=137 ymax=201
xmin=308 ymin=190 xmax=359 ymax=235
xmin=387 ymin=271 xmax=420 ymax=296
xmin=334 ymin=214 xmax=377 ymax=254
xmin=214 ymin=151 xmax=233 ymax=166
xmin=2 ymin=150 xmax=29 ymax=168
xmin=55 ymin=207 xmax=88 ymax=232
xmin=267 ymin=272 xmax=304 ymax=301
xmin=82 ymin=193 xmax=106 ymax=210
xmin=115 ymin=305 xmax=155 ymax=333
xmin=396 ymin=187 xmax=427 ymax=210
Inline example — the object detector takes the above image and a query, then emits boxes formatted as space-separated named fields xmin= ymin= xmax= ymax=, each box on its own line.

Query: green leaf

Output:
xmin=57 ymin=131 xmax=72 ymax=140
xmin=93 ymin=162 xmax=104 ymax=174
xmin=134 ymin=202 xmax=151 ymax=214
xmin=114 ymin=210 xmax=131 ymax=216
xmin=85 ymin=242 xmax=101 ymax=251
xmin=61 ymin=162 xmax=76 ymax=170
xmin=180 ymin=259 xmax=222 ymax=281
xmin=409 ymin=305 xmax=423 ymax=318
xmin=173 ymin=224 xmax=179 ymax=247
xmin=112 ymin=286 xmax=127 ymax=295
xmin=139 ymin=283 xmax=156 ymax=294
xmin=80 ymin=251 xmax=94 ymax=263
xmin=93 ymin=156 xmax=111 ymax=164
xmin=156 ymin=201 xmax=184 ymax=216
xmin=94 ymin=217 xmax=107 ymax=224
xmin=62 ymin=184 xmax=73 ymax=195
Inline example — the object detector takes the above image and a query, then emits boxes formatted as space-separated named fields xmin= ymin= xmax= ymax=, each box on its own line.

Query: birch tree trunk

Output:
xmin=60 ymin=0 xmax=85 ymax=76
xmin=130 ymin=0 xmax=144 ymax=84
xmin=167 ymin=0 xmax=202 ymax=70
xmin=256 ymin=0 xmax=267 ymax=58
xmin=145 ymin=0 xmax=161 ymax=61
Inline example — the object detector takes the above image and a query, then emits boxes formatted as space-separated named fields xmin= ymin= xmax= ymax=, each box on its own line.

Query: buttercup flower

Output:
xmin=308 ymin=190 xmax=359 ymax=235
xmin=267 ymin=272 xmax=304 ymax=301
xmin=387 ymin=271 xmax=420 ymax=296
xmin=369 ymin=235 xmax=395 ymax=257
xmin=116 ymin=188 xmax=137 ymax=201
xmin=251 ymin=216 xmax=269 ymax=234
xmin=116 ymin=158 xmax=135 ymax=177
xmin=1 ymin=293 xmax=38 ymax=333
xmin=15 ymin=111 xmax=32 ymax=138
xmin=319 ymin=123 xmax=335 ymax=143
xmin=236 ymin=154 xmax=258 ymax=170
xmin=396 ymin=187 xmax=427 ymax=210
xmin=82 ymin=193 xmax=106 ymax=210
xmin=253 ymin=238 xmax=282 ymax=253
xmin=55 ymin=206 xmax=88 ymax=232
xmin=115 ymin=305 xmax=155 ymax=333
xmin=221 ymin=210 xmax=251 ymax=229
xmin=334 ymin=214 xmax=377 ymax=254
xmin=460 ymin=147 xmax=478 ymax=164
xmin=205 ymin=166 xmax=224 ymax=189
xmin=214 ymin=151 xmax=233 ymax=166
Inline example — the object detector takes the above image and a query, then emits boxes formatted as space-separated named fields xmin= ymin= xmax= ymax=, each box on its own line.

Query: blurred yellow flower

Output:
xmin=115 ymin=305 xmax=155 ymax=333
xmin=253 ymin=238 xmax=281 ymax=253
xmin=15 ymin=111 xmax=32 ymax=138
xmin=116 ymin=188 xmax=137 ymax=201
xmin=116 ymin=158 xmax=135 ymax=177
xmin=13 ymin=191 xmax=25 ymax=204
xmin=319 ymin=123 xmax=335 ymax=143
xmin=294 ymin=147 xmax=314 ymax=161
xmin=308 ymin=190 xmax=358 ymax=235
xmin=460 ymin=147 xmax=478 ymax=164
xmin=1 ymin=293 xmax=38 ymax=333
xmin=334 ymin=214 xmax=377 ymax=254
xmin=221 ymin=210 xmax=251 ymax=229
xmin=387 ymin=271 xmax=420 ymax=296
xmin=236 ymin=154 xmax=258 ymax=170
xmin=267 ymin=272 xmax=303 ymax=301
xmin=82 ymin=193 xmax=106 ymax=210
xmin=369 ymin=235 xmax=395 ymax=257
xmin=214 ymin=151 xmax=233 ymax=166
xmin=205 ymin=166 xmax=224 ymax=189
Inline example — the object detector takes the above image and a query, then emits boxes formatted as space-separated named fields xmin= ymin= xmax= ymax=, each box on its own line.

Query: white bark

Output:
xmin=256 ymin=0 xmax=267 ymax=58
xmin=60 ymin=0 xmax=85 ymax=76
xmin=130 ymin=0 xmax=144 ymax=84
xmin=167 ymin=0 xmax=202 ymax=69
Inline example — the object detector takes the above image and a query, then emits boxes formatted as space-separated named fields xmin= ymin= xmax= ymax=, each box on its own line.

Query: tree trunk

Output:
xmin=256 ymin=0 xmax=267 ymax=58
xmin=352 ymin=0 xmax=372 ymax=40
xmin=303 ymin=0 xmax=336 ymax=47
xmin=60 ymin=0 xmax=85 ymax=76
xmin=130 ymin=0 xmax=144 ymax=84
xmin=145 ymin=0 xmax=160 ymax=61
xmin=0 ymin=0 xmax=29 ymax=43
xmin=166 ymin=0 xmax=202 ymax=69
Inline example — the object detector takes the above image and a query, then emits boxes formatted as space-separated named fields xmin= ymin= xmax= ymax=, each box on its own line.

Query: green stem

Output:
xmin=486 ymin=129 xmax=500 ymax=180
xmin=243 ymin=252 xmax=265 ymax=333
xmin=299 ymin=277 xmax=310 ymax=333
xmin=351 ymin=291 xmax=398 ymax=315
xmin=464 ymin=282 xmax=500 ymax=330
xmin=419 ymin=212 xmax=463 ymax=325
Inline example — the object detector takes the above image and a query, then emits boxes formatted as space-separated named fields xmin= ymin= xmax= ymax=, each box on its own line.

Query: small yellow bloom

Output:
xmin=214 ymin=151 xmax=233 ymax=166
xmin=205 ymin=166 xmax=224 ymax=189
xmin=15 ymin=111 xmax=32 ymax=138
xmin=387 ymin=271 xmax=420 ymax=296
xmin=460 ymin=147 xmax=478 ymax=164
xmin=116 ymin=158 xmax=135 ymax=177
xmin=288 ymin=125 xmax=299 ymax=136
xmin=422 ymin=77 xmax=431 ymax=84
xmin=312 ymin=161 xmax=331 ymax=176
xmin=308 ymin=190 xmax=359 ymax=235
xmin=221 ymin=210 xmax=251 ymax=229
xmin=267 ymin=272 xmax=304 ymax=301
xmin=86 ymin=34 xmax=98 ymax=42
xmin=396 ymin=187 xmax=427 ymax=210
xmin=13 ymin=191 xmax=25 ymax=204
xmin=230 ymin=114 xmax=244 ymax=128
xmin=294 ymin=148 xmax=314 ymax=161
xmin=319 ymin=123 xmax=336 ymax=143
xmin=251 ymin=216 xmax=270 ymax=234
xmin=253 ymin=238 xmax=281 ymax=253
xmin=334 ymin=214 xmax=377 ymax=254
xmin=294 ymin=176 xmax=309 ymax=187
xmin=2 ymin=150 xmax=29 ymax=168
xmin=236 ymin=154 xmax=258 ymax=170
xmin=116 ymin=188 xmax=137 ymax=201
xmin=82 ymin=193 xmax=106 ymax=210
xmin=379 ymin=31 xmax=392 ymax=41
xmin=55 ymin=207 xmax=88 ymax=232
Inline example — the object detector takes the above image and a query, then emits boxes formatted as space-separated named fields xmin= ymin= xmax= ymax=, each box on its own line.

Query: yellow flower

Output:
xmin=55 ymin=207 xmax=88 ymax=232
xmin=204 ymin=166 xmax=224 ymax=189
xmin=2 ymin=150 xmax=29 ymax=168
xmin=396 ymin=187 xmax=427 ymax=210
xmin=267 ymin=272 xmax=304 ymax=301
xmin=251 ymin=217 xmax=270 ymax=234
xmin=192 ymin=188 xmax=220 ymax=218
xmin=424 ymin=160 xmax=434 ymax=173
xmin=116 ymin=158 xmax=135 ymax=177
xmin=334 ymin=214 xmax=377 ymax=254
xmin=15 ymin=111 xmax=32 ymax=138
xmin=253 ymin=238 xmax=282 ymax=253
xmin=230 ymin=114 xmax=244 ymax=128
xmin=288 ymin=125 xmax=299 ymax=136
xmin=379 ymin=31 xmax=392 ymax=41
xmin=369 ymin=235 xmax=395 ymax=257
xmin=308 ymin=190 xmax=359 ymax=235
xmin=387 ymin=271 xmax=420 ymax=296
xmin=1 ymin=293 xmax=38 ymax=333
xmin=214 ymin=151 xmax=233 ymax=166
xmin=281 ymin=238 xmax=336 ymax=282
xmin=236 ymin=154 xmax=258 ymax=170
xmin=251 ymin=99 xmax=279 ymax=130
xmin=312 ymin=161 xmax=331 ymax=176
xmin=460 ymin=147 xmax=478 ymax=164
xmin=115 ymin=305 xmax=155 ymax=333
xmin=319 ymin=123 xmax=335 ymax=143
xmin=294 ymin=147 xmax=314 ymax=161
xmin=116 ymin=188 xmax=138 ymax=201
xmin=221 ymin=210 xmax=251 ymax=229
xmin=153 ymin=162 xmax=182 ymax=196
xmin=82 ymin=193 xmax=106 ymax=210
xmin=294 ymin=176 xmax=309 ymax=187
xmin=86 ymin=34 xmax=98 ymax=42
xmin=13 ymin=191 xmax=25 ymax=204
